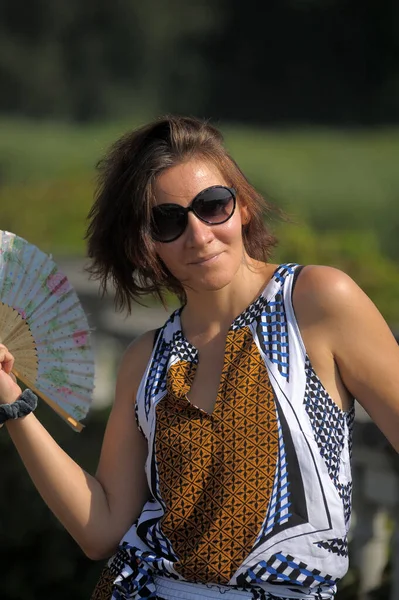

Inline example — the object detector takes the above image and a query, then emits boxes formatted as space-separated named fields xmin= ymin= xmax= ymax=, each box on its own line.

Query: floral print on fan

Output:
xmin=0 ymin=275 xmax=14 ymax=296
xmin=57 ymin=386 xmax=73 ymax=396
xmin=73 ymin=330 xmax=88 ymax=347
xmin=1 ymin=230 xmax=95 ymax=426
xmin=1 ymin=249 xmax=24 ymax=269
xmin=43 ymin=367 xmax=69 ymax=388
xmin=46 ymin=272 xmax=71 ymax=295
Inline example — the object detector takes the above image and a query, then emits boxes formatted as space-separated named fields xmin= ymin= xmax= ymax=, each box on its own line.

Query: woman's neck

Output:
xmin=181 ymin=260 xmax=277 ymax=344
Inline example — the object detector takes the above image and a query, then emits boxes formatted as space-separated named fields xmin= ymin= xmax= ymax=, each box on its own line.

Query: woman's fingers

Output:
xmin=0 ymin=344 xmax=15 ymax=375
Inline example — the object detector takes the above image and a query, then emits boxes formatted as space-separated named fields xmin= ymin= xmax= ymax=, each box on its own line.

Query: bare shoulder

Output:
xmin=293 ymin=263 xmax=396 ymax=351
xmin=115 ymin=328 xmax=159 ymax=398
xmin=293 ymin=264 xmax=365 ymax=315
xmin=294 ymin=264 xmax=399 ymax=451
xmin=119 ymin=329 xmax=158 ymax=375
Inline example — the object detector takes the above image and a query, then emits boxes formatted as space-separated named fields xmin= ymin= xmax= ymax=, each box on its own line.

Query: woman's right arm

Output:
xmin=2 ymin=330 xmax=156 ymax=560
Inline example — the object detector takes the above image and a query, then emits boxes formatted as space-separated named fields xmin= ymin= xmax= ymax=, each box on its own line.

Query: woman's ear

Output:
xmin=240 ymin=203 xmax=250 ymax=226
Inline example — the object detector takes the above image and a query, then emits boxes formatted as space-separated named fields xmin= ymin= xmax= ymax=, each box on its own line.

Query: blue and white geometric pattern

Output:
xmin=240 ymin=552 xmax=335 ymax=587
xmin=273 ymin=263 xmax=296 ymax=284
xmin=144 ymin=326 xmax=198 ymax=417
xmin=117 ymin=263 xmax=352 ymax=600
xmin=231 ymin=294 xmax=269 ymax=330
xmin=110 ymin=544 xmax=158 ymax=599
xmin=257 ymin=419 xmax=291 ymax=541
xmin=230 ymin=264 xmax=295 ymax=333
xmin=143 ymin=520 xmax=176 ymax=559
xmin=144 ymin=333 xmax=169 ymax=418
xmin=110 ymin=544 xmax=181 ymax=600
xmin=258 ymin=292 xmax=290 ymax=380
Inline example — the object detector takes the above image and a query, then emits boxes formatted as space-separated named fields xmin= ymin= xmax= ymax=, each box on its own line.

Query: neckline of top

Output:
xmin=174 ymin=263 xmax=292 ymax=357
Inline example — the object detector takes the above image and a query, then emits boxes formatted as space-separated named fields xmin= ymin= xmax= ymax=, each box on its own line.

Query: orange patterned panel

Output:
xmin=90 ymin=566 xmax=114 ymax=600
xmin=155 ymin=327 xmax=279 ymax=584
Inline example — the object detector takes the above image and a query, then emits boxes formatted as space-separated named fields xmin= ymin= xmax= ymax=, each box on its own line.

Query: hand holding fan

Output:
xmin=0 ymin=230 xmax=95 ymax=431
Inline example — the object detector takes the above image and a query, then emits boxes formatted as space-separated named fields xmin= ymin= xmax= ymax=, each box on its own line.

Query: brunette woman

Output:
xmin=1 ymin=116 xmax=398 ymax=600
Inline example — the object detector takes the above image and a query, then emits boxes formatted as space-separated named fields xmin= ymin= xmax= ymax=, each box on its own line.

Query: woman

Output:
xmin=0 ymin=116 xmax=398 ymax=600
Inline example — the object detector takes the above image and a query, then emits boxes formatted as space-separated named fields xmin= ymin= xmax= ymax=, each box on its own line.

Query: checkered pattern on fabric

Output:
xmin=231 ymin=294 xmax=269 ymax=330
xmin=226 ymin=264 xmax=296 ymax=336
xmin=144 ymin=328 xmax=198 ymax=417
xmin=257 ymin=292 xmax=290 ymax=380
xmin=272 ymin=263 xmax=297 ymax=284
xmin=109 ymin=548 xmax=157 ymax=599
xmin=144 ymin=335 xmax=169 ymax=418
xmin=316 ymin=537 xmax=349 ymax=558
xmin=257 ymin=419 xmax=291 ymax=542
xmin=303 ymin=358 xmax=346 ymax=486
xmin=109 ymin=544 xmax=179 ymax=600
xmin=144 ymin=520 xmax=177 ymax=560
xmin=239 ymin=552 xmax=335 ymax=588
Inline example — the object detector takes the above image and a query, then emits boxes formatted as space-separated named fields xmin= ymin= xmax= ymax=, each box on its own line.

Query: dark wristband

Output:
xmin=0 ymin=389 xmax=38 ymax=425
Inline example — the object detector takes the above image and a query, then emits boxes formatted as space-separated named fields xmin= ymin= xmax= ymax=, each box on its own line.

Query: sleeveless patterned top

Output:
xmin=109 ymin=264 xmax=355 ymax=600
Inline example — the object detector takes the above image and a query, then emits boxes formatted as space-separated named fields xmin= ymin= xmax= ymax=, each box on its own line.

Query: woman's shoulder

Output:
xmin=291 ymin=263 xmax=395 ymax=359
xmin=292 ymin=264 xmax=363 ymax=316
xmin=118 ymin=329 xmax=160 ymax=383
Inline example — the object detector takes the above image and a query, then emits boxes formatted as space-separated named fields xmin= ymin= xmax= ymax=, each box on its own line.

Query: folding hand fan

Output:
xmin=0 ymin=230 xmax=95 ymax=432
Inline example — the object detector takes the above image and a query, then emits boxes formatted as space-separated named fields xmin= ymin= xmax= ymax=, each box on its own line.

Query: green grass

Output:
xmin=0 ymin=119 xmax=398 ymax=309
xmin=0 ymin=118 xmax=145 ymax=184
xmin=224 ymin=126 xmax=399 ymax=236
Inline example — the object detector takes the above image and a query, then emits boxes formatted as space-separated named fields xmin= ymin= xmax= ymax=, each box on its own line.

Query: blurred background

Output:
xmin=0 ymin=1 xmax=398 ymax=598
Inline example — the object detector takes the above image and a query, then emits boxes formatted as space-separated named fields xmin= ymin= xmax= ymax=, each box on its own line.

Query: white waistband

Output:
xmin=154 ymin=577 xmax=255 ymax=599
xmin=154 ymin=576 xmax=335 ymax=600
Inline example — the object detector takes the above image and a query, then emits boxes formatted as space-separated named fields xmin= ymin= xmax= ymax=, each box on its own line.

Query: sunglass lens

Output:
xmin=151 ymin=205 xmax=186 ymax=242
xmin=195 ymin=187 xmax=235 ymax=223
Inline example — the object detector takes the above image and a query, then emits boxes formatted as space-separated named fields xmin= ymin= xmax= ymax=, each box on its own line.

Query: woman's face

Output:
xmin=153 ymin=159 xmax=249 ymax=294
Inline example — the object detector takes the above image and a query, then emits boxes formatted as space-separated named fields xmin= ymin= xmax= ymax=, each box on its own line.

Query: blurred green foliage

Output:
xmin=275 ymin=224 xmax=399 ymax=325
xmin=0 ymin=0 xmax=398 ymax=126
xmin=0 ymin=119 xmax=398 ymax=327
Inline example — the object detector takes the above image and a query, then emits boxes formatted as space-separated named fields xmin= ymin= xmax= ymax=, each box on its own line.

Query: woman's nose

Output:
xmin=185 ymin=211 xmax=214 ymax=246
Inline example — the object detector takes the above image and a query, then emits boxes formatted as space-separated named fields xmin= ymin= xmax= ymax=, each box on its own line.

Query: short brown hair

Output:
xmin=86 ymin=115 xmax=278 ymax=313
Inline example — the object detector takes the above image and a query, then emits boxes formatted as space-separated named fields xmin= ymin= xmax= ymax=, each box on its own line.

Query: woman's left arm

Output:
xmin=299 ymin=265 xmax=399 ymax=452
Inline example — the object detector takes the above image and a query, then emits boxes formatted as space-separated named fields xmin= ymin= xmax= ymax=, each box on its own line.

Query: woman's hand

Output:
xmin=0 ymin=344 xmax=22 ymax=405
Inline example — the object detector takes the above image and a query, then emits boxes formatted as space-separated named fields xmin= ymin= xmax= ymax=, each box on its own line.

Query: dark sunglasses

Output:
xmin=151 ymin=185 xmax=236 ymax=243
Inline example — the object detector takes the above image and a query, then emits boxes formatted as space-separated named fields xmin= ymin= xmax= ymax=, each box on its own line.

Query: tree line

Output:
xmin=1 ymin=0 xmax=398 ymax=124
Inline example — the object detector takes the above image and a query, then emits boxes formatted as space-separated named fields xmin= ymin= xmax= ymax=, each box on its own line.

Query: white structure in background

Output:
xmin=59 ymin=258 xmax=170 ymax=408
xmin=351 ymin=404 xmax=399 ymax=600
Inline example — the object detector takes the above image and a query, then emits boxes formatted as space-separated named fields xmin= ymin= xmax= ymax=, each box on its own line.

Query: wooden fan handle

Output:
xmin=12 ymin=368 xmax=84 ymax=432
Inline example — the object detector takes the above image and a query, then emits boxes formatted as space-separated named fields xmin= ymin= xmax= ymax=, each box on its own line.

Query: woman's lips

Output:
xmin=190 ymin=253 xmax=221 ymax=265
